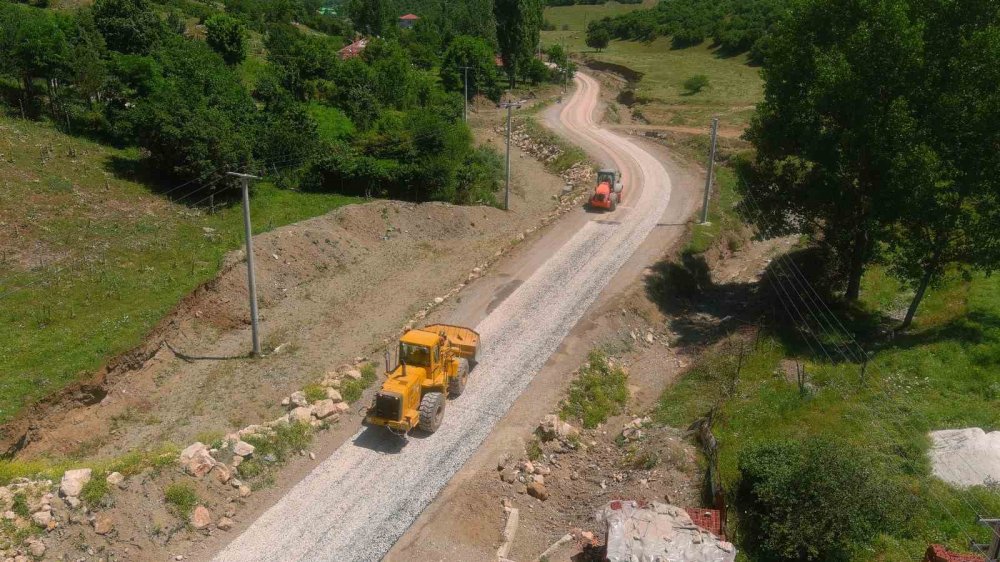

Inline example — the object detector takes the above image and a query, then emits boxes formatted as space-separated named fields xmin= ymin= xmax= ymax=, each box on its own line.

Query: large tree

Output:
xmin=91 ymin=0 xmax=163 ymax=54
xmin=440 ymin=35 xmax=502 ymax=102
xmin=206 ymin=14 xmax=248 ymax=65
xmin=887 ymin=0 xmax=1000 ymax=329
xmin=741 ymin=0 xmax=925 ymax=301
xmin=347 ymin=0 xmax=391 ymax=36
xmin=493 ymin=0 xmax=543 ymax=88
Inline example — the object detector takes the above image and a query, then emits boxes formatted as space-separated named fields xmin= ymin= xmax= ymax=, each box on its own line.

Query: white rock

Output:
xmin=326 ymin=388 xmax=343 ymax=402
xmin=60 ymin=468 xmax=92 ymax=498
xmin=106 ymin=472 xmax=125 ymax=487
xmin=333 ymin=402 xmax=350 ymax=413
xmin=30 ymin=511 xmax=52 ymax=527
xmin=25 ymin=537 xmax=45 ymax=557
xmin=238 ymin=485 xmax=251 ymax=498
xmin=217 ymin=516 xmax=234 ymax=531
xmin=290 ymin=391 xmax=308 ymax=407
xmin=232 ymin=441 xmax=255 ymax=458
xmin=433 ymin=297 xmax=444 ymax=304
xmin=343 ymin=369 xmax=362 ymax=381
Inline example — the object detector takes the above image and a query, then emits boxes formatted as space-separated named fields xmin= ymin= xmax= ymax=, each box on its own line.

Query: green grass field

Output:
xmin=0 ymin=115 xmax=358 ymax=424
xmin=543 ymin=3 xmax=763 ymax=131
xmin=652 ymin=268 xmax=1000 ymax=560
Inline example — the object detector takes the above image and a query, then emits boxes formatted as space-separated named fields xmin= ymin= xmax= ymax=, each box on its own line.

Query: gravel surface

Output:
xmin=212 ymin=72 xmax=675 ymax=562
xmin=930 ymin=428 xmax=1000 ymax=487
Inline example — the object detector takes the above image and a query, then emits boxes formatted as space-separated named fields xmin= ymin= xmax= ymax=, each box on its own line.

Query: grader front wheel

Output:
xmin=418 ymin=392 xmax=446 ymax=433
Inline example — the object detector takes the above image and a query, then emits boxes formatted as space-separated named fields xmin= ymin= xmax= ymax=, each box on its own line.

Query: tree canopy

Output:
xmin=493 ymin=0 xmax=543 ymax=87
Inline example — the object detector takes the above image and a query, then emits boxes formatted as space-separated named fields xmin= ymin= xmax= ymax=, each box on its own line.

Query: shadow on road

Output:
xmin=352 ymin=426 xmax=409 ymax=454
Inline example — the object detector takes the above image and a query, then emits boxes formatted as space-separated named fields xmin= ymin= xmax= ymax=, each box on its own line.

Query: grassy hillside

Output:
xmin=0 ymin=115 xmax=358 ymax=423
xmin=543 ymin=3 xmax=763 ymax=131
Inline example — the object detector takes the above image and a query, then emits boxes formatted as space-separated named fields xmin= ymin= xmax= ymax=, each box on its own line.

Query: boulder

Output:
xmin=537 ymin=415 xmax=579 ymax=441
xmin=191 ymin=506 xmax=212 ymax=529
xmin=181 ymin=444 xmax=217 ymax=478
xmin=290 ymin=391 xmax=308 ymax=408
xmin=25 ymin=537 xmax=45 ymax=558
xmin=500 ymin=469 xmax=517 ymax=484
xmin=526 ymin=482 xmax=549 ymax=501
xmin=333 ymin=402 xmax=350 ymax=413
xmin=311 ymin=399 xmax=337 ymax=419
xmin=289 ymin=406 xmax=313 ymax=424
xmin=93 ymin=514 xmax=114 ymax=535
xmin=106 ymin=472 xmax=125 ymax=487
xmin=232 ymin=441 xmax=255 ymax=458
xmin=343 ymin=369 xmax=363 ymax=381
xmin=30 ymin=511 xmax=52 ymax=527
xmin=212 ymin=464 xmax=232 ymax=485
xmin=518 ymin=460 xmax=534 ymax=474
xmin=238 ymin=485 xmax=251 ymax=498
xmin=217 ymin=516 xmax=234 ymax=531
xmin=59 ymin=469 xmax=92 ymax=498
xmin=325 ymin=388 xmax=343 ymax=402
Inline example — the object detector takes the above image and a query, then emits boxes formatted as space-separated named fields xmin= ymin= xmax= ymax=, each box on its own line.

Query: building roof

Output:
xmin=399 ymin=13 xmax=420 ymax=20
xmin=925 ymin=545 xmax=986 ymax=562
xmin=338 ymin=38 xmax=367 ymax=60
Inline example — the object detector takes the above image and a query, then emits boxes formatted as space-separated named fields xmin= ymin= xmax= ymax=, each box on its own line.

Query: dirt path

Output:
xmin=206 ymin=72 xmax=699 ymax=562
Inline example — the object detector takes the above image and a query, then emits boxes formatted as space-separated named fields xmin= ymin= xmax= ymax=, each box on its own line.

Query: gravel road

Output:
xmin=212 ymin=72 xmax=675 ymax=562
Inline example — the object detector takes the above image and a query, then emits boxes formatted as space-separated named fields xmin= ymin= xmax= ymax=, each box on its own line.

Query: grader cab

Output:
xmin=365 ymin=324 xmax=480 ymax=434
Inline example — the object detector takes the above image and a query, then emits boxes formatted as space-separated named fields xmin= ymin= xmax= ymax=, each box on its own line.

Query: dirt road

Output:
xmin=212 ymin=72 xmax=679 ymax=562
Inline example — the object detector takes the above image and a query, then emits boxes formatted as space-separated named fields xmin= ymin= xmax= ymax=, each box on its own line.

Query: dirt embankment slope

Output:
xmin=5 ymin=113 xmax=575 ymax=461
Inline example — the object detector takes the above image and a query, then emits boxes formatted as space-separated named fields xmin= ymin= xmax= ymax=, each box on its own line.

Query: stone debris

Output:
xmin=289 ymin=391 xmax=308 ymax=408
xmin=526 ymin=481 xmax=549 ymax=501
xmin=217 ymin=517 xmax=235 ymax=531
xmin=106 ymin=472 xmax=125 ymax=487
xmin=289 ymin=406 xmax=313 ymax=424
xmin=233 ymin=440 xmax=255 ymax=458
xmin=93 ymin=514 xmax=114 ymax=535
xmin=179 ymin=443 xmax=217 ymax=478
xmin=311 ymin=399 xmax=337 ymax=420
xmin=537 ymin=414 xmax=580 ymax=442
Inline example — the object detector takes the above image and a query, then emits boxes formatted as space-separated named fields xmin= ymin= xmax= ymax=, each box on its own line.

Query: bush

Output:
xmin=560 ymin=351 xmax=629 ymax=428
xmin=80 ymin=473 xmax=111 ymax=506
xmin=735 ymin=438 xmax=905 ymax=561
xmin=341 ymin=363 xmax=378 ymax=403
xmin=164 ymin=482 xmax=198 ymax=517
xmin=683 ymin=74 xmax=710 ymax=94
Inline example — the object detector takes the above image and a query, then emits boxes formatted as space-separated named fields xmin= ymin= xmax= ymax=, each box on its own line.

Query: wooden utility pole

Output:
xmin=700 ymin=117 xmax=720 ymax=224
xmin=227 ymin=171 xmax=263 ymax=357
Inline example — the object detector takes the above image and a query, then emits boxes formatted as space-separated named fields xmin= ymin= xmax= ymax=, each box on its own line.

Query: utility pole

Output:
xmin=460 ymin=65 xmax=472 ymax=122
xmin=501 ymin=99 xmax=523 ymax=211
xmin=700 ymin=117 xmax=720 ymax=224
xmin=228 ymin=171 xmax=263 ymax=357
xmin=971 ymin=518 xmax=1000 ymax=561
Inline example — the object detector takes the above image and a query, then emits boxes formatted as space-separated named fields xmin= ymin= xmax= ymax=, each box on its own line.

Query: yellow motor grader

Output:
xmin=365 ymin=324 xmax=480 ymax=434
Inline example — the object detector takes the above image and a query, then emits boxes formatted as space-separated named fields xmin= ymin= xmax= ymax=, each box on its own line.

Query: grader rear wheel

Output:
xmin=448 ymin=358 xmax=470 ymax=397
xmin=418 ymin=392 xmax=446 ymax=433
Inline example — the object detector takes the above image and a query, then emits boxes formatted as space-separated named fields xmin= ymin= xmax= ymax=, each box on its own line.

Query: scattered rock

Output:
xmin=311 ymin=399 xmax=337 ymax=419
xmin=518 ymin=460 xmax=534 ymax=474
xmin=280 ymin=397 xmax=291 ymax=407
xmin=93 ymin=514 xmax=114 ymax=535
xmin=343 ymin=369 xmax=363 ymax=381
xmin=30 ymin=511 xmax=52 ymax=527
xmin=238 ymin=485 xmax=251 ymax=498
xmin=180 ymin=443 xmax=217 ymax=478
xmin=514 ymin=483 xmax=527 ymax=495
xmin=233 ymin=441 xmax=255 ymax=458
xmin=191 ymin=506 xmax=212 ymax=529
xmin=532 ymin=474 xmax=545 ymax=484
xmin=289 ymin=406 xmax=313 ymax=424
xmin=526 ymin=482 xmax=549 ymax=501
xmin=500 ymin=469 xmax=517 ymax=484
xmin=326 ymin=388 xmax=343 ymax=402
xmin=25 ymin=537 xmax=45 ymax=557
xmin=217 ymin=517 xmax=234 ymax=531
xmin=645 ymin=332 xmax=654 ymax=344
xmin=106 ymin=472 xmax=125 ymax=487
xmin=290 ymin=391 xmax=308 ymax=408
xmin=60 ymin=468 xmax=92 ymax=498
xmin=537 ymin=415 xmax=580 ymax=441
xmin=534 ymin=465 xmax=551 ymax=476
xmin=64 ymin=496 xmax=81 ymax=509
xmin=333 ymin=402 xmax=350 ymax=414
xmin=212 ymin=464 xmax=232 ymax=485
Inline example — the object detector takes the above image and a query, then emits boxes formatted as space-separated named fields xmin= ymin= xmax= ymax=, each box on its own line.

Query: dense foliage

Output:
xmin=587 ymin=0 xmax=790 ymax=60
xmin=0 ymin=0 xmax=514 ymax=206
xmin=741 ymin=0 xmax=1000 ymax=325
xmin=736 ymin=439 xmax=905 ymax=561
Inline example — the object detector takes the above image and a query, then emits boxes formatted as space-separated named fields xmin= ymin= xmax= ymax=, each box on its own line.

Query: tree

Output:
xmin=92 ymin=0 xmax=163 ymax=54
xmin=887 ymin=0 xmax=1000 ymax=329
xmin=347 ymin=0 xmax=391 ymax=36
xmin=736 ymin=438 xmax=905 ymax=561
xmin=741 ymin=0 xmax=925 ymax=301
xmin=494 ymin=0 xmax=543 ymax=88
xmin=206 ymin=14 xmax=248 ymax=65
xmin=11 ymin=8 xmax=70 ymax=115
xmin=440 ymin=35 xmax=502 ymax=102
xmin=585 ymin=25 xmax=610 ymax=51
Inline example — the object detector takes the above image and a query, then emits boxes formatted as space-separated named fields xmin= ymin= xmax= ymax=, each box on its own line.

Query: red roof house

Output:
xmin=398 ymin=13 xmax=419 ymax=29
xmin=338 ymin=38 xmax=367 ymax=60
xmin=924 ymin=544 xmax=986 ymax=562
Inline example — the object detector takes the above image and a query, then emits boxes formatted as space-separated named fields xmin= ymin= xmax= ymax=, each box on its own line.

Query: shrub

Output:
xmin=735 ymin=438 xmax=905 ymax=561
xmin=303 ymin=383 xmax=327 ymax=403
xmin=80 ymin=473 xmax=111 ymax=506
xmin=342 ymin=364 xmax=378 ymax=403
xmin=164 ymin=482 xmax=198 ymax=517
xmin=683 ymin=74 xmax=710 ymax=94
xmin=560 ymin=351 xmax=629 ymax=428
